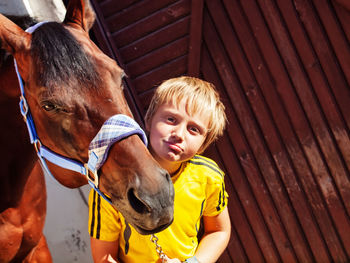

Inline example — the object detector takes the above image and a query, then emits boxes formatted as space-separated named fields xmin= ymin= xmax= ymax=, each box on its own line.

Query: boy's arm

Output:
xmin=194 ymin=207 xmax=231 ymax=263
xmin=90 ymin=237 xmax=119 ymax=263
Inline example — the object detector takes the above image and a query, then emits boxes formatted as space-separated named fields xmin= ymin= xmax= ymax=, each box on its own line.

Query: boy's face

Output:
xmin=147 ymin=99 xmax=209 ymax=174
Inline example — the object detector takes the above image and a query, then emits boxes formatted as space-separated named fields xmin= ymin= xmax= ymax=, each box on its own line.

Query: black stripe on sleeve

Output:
xmin=188 ymin=160 xmax=223 ymax=176
xmin=216 ymin=190 xmax=222 ymax=211
xmin=124 ymin=219 xmax=131 ymax=255
xmin=90 ymin=190 xmax=96 ymax=237
xmin=196 ymin=199 xmax=206 ymax=233
xmin=192 ymin=156 xmax=224 ymax=176
xmin=96 ymin=194 xmax=101 ymax=239
xmin=222 ymin=182 xmax=226 ymax=207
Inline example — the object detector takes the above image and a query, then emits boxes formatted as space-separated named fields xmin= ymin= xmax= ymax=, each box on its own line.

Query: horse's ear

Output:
xmin=0 ymin=14 xmax=31 ymax=55
xmin=64 ymin=0 xmax=96 ymax=32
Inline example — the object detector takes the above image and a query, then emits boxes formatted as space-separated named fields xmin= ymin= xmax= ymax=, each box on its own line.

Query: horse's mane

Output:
xmin=31 ymin=22 xmax=100 ymax=91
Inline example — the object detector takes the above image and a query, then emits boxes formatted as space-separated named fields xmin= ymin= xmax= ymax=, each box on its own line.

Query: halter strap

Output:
xmin=14 ymin=22 xmax=148 ymax=204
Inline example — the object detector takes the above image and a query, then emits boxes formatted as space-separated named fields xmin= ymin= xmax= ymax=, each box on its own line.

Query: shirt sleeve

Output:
xmin=88 ymin=189 xmax=122 ymax=241
xmin=203 ymin=172 xmax=228 ymax=217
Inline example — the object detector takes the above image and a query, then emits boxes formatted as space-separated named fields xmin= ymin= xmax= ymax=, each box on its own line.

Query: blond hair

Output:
xmin=145 ymin=76 xmax=226 ymax=153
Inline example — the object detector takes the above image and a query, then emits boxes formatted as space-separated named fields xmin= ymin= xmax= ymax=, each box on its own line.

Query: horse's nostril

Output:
xmin=127 ymin=188 xmax=151 ymax=214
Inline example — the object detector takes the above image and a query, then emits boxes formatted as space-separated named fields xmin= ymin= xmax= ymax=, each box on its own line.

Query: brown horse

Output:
xmin=0 ymin=0 xmax=174 ymax=261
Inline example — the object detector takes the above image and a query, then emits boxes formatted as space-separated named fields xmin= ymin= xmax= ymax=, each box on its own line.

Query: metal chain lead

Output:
xmin=150 ymin=234 xmax=166 ymax=262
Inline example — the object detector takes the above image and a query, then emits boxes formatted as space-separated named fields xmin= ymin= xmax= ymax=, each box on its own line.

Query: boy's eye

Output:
xmin=166 ymin=116 xmax=176 ymax=123
xmin=189 ymin=126 xmax=200 ymax=134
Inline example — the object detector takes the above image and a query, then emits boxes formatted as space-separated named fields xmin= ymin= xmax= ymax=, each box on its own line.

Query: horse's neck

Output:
xmin=0 ymin=157 xmax=37 ymax=211
xmin=0 ymin=58 xmax=21 ymax=98
xmin=0 ymin=58 xmax=29 ymax=144
xmin=0 ymin=120 xmax=37 ymax=210
xmin=0 ymin=57 xmax=39 ymax=209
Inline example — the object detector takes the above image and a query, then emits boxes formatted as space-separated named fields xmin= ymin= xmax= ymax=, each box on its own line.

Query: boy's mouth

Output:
xmin=167 ymin=142 xmax=182 ymax=154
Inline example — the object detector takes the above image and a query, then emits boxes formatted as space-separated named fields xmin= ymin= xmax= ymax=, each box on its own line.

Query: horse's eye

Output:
xmin=42 ymin=102 xmax=57 ymax=112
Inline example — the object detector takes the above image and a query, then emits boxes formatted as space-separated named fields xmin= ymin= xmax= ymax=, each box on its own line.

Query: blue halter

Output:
xmin=14 ymin=22 xmax=148 ymax=204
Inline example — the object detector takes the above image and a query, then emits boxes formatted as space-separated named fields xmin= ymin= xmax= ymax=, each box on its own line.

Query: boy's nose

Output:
xmin=171 ymin=124 xmax=185 ymax=140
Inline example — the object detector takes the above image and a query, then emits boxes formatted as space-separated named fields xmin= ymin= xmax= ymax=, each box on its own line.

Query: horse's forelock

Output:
xmin=30 ymin=22 xmax=99 ymax=91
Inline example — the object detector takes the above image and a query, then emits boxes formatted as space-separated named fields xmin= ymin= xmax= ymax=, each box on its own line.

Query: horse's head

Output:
xmin=0 ymin=0 xmax=174 ymax=234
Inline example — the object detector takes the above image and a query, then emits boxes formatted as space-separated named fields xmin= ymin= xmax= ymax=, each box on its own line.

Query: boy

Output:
xmin=89 ymin=76 xmax=231 ymax=263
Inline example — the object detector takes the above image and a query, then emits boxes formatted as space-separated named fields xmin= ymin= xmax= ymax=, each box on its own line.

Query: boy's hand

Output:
xmin=158 ymin=255 xmax=181 ymax=263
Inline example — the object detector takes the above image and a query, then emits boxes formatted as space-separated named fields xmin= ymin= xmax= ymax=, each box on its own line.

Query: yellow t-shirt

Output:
xmin=89 ymin=155 xmax=228 ymax=262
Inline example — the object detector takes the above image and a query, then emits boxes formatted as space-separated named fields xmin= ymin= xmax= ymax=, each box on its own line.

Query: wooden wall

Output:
xmin=90 ymin=0 xmax=350 ymax=262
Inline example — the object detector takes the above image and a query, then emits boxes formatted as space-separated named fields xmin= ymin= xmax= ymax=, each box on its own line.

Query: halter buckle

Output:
xmin=84 ymin=163 xmax=99 ymax=188
xmin=19 ymin=95 xmax=29 ymax=122
xmin=33 ymin=139 xmax=42 ymax=154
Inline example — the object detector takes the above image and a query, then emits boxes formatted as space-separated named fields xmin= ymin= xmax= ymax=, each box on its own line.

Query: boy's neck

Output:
xmin=155 ymin=157 xmax=182 ymax=176
xmin=160 ymin=161 xmax=182 ymax=176
xmin=169 ymin=163 xmax=183 ymax=177
xmin=149 ymin=147 xmax=184 ymax=176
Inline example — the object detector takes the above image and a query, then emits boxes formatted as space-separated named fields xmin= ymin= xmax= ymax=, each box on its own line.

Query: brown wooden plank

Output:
xmin=120 ymin=16 xmax=190 ymax=63
xmin=207 ymin=144 xmax=253 ymax=263
xmin=203 ymin=12 xmax=296 ymax=262
xmin=332 ymin=0 xmax=350 ymax=10
xmin=215 ymin=132 xmax=270 ymax=263
xmin=262 ymin=0 xmax=350 ymax=255
xmin=217 ymin=250 xmax=234 ymax=263
xmin=90 ymin=7 xmax=116 ymax=58
xmin=208 ymin=1 xmax=324 ymax=261
xmin=127 ymin=36 xmax=188 ymax=80
xmin=293 ymin=0 xmax=350 ymax=132
xmin=187 ymin=0 xmax=203 ymax=77
xmin=313 ymin=0 xmax=350 ymax=88
xmin=99 ymin=0 xmax=139 ymax=18
xmin=210 ymin=1 xmax=320 ymax=262
xmin=224 ymin=0 xmax=348 ymax=262
xmin=279 ymin=0 xmax=350 ymax=232
xmin=243 ymin=0 xmax=349 ymax=261
xmin=294 ymin=0 xmax=350 ymax=209
xmin=104 ymin=0 xmax=178 ymax=32
xmin=222 ymin=1 xmax=334 ymax=261
xmin=257 ymin=0 xmax=350 ymax=260
xmin=333 ymin=0 xmax=350 ymax=43
xmin=133 ymin=55 xmax=187 ymax=112
xmin=110 ymin=0 xmax=190 ymax=47
xmin=279 ymin=0 xmax=350 ymax=182
xmin=235 ymin=4 xmax=335 ymax=259
xmin=203 ymin=3 xmax=310 ymax=262
xmin=272 ymin=0 xmax=350 ymax=259
xmin=202 ymin=49 xmax=268 ymax=262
